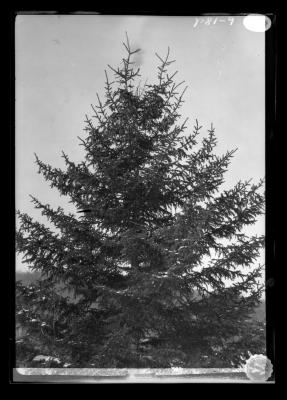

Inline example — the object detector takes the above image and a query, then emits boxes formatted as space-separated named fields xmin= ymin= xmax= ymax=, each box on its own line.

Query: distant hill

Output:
xmin=16 ymin=271 xmax=42 ymax=285
xmin=253 ymin=301 xmax=265 ymax=322
xmin=16 ymin=271 xmax=265 ymax=322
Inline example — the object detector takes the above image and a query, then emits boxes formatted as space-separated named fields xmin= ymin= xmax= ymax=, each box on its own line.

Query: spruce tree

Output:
xmin=16 ymin=35 xmax=265 ymax=368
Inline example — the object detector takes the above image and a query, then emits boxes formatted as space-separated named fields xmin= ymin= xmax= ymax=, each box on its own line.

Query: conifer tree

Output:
xmin=16 ymin=34 xmax=265 ymax=368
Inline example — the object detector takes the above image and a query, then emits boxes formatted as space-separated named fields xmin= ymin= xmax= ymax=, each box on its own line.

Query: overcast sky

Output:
xmin=15 ymin=15 xmax=265 ymax=272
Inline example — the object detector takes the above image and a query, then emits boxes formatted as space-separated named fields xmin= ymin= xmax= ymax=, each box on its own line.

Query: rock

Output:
xmin=32 ymin=355 xmax=61 ymax=366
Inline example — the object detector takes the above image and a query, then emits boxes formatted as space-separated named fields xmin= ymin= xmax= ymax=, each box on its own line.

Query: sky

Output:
xmin=15 ymin=15 xmax=265 ymax=272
